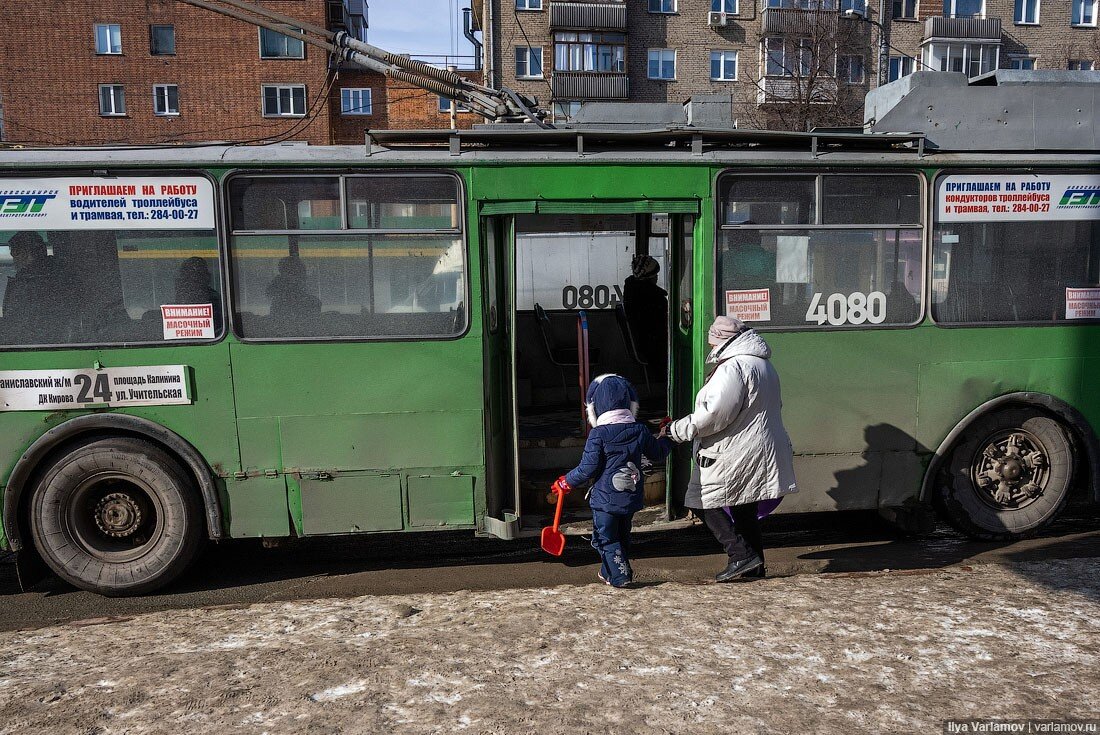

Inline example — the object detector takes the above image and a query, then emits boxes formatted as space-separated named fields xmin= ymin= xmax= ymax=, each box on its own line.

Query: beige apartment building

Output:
xmin=473 ymin=0 xmax=1100 ymax=127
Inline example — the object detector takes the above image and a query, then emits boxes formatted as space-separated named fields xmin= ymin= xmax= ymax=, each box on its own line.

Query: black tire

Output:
xmin=935 ymin=409 xmax=1074 ymax=541
xmin=29 ymin=437 xmax=203 ymax=596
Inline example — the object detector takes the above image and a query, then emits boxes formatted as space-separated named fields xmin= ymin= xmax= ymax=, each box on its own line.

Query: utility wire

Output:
xmin=513 ymin=5 xmax=555 ymax=101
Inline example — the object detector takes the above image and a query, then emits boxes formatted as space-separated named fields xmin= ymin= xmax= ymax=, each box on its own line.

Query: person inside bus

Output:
xmin=2 ymin=231 xmax=63 ymax=343
xmin=667 ymin=316 xmax=797 ymax=582
xmin=174 ymin=256 xmax=222 ymax=329
xmin=266 ymin=255 xmax=321 ymax=330
xmin=622 ymin=255 xmax=668 ymax=379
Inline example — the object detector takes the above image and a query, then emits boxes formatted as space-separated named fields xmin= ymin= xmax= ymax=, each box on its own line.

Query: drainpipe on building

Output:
xmin=878 ymin=0 xmax=888 ymax=86
xmin=485 ymin=1 xmax=495 ymax=91
xmin=463 ymin=8 xmax=483 ymax=71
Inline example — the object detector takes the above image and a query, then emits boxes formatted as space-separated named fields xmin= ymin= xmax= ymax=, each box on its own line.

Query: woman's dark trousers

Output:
xmin=699 ymin=502 xmax=763 ymax=563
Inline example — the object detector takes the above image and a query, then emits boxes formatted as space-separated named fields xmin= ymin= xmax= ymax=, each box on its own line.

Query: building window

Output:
xmin=554 ymin=33 xmax=625 ymax=72
xmin=765 ymin=37 xmax=788 ymax=76
xmin=150 ymin=24 xmax=175 ymax=55
xmin=516 ymin=46 xmax=544 ymax=78
xmin=516 ymin=0 xmax=542 ymax=9
xmin=1008 ymin=55 xmax=1036 ymax=69
xmin=649 ymin=0 xmax=676 ymax=12
xmin=261 ymin=85 xmax=306 ymax=116
xmin=341 ymin=87 xmax=372 ymax=115
xmin=764 ymin=37 xmax=818 ymax=77
xmin=923 ymin=41 xmax=999 ymax=76
xmin=515 ymin=46 xmax=544 ymax=78
xmin=553 ymin=101 xmax=582 ymax=121
xmin=841 ymin=0 xmax=867 ymax=14
xmin=95 ymin=24 xmax=122 ymax=55
xmin=1014 ymin=0 xmax=1040 ymax=23
xmin=1072 ymin=0 xmax=1097 ymax=25
xmin=648 ymin=49 xmax=676 ymax=80
xmin=710 ymin=50 xmax=738 ymax=80
xmin=712 ymin=0 xmax=739 ymax=10
xmin=153 ymin=84 xmax=179 ymax=115
xmin=888 ymin=55 xmax=916 ymax=81
xmin=259 ymin=27 xmax=305 ymax=59
xmin=893 ymin=0 xmax=917 ymax=18
xmin=437 ymin=95 xmax=471 ymax=112
xmin=1069 ymin=59 xmax=1095 ymax=69
xmin=840 ymin=55 xmax=865 ymax=82
xmin=943 ymin=0 xmax=983 ymax=18
xmin=98 ymin=84 xmax=126 ymax=116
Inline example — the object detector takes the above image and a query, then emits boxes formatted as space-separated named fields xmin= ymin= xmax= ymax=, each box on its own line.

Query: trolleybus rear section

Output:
xmin=0 ymin=133 xmax=1095 ymax=595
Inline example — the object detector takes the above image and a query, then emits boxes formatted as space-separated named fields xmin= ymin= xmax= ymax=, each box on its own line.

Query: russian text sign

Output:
xmin=725 ymin=289 xmax=771 ymax=322
xmin=0 ymin=177 xmax=214 ymax=230
xmin=939 ymin=174 xmax=1100 ymax=222
xmin=0 ymin=366 xmax=191 ymax=411
xmin=1066 ymin=287 xmax=1100 ymax=319
xmin=161 ymin=304 xmax=215 ymax=340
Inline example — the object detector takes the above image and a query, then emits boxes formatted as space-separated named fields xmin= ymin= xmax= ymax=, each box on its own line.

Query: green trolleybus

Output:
xmin=1 ymin=114 xmax=1098 ymax=595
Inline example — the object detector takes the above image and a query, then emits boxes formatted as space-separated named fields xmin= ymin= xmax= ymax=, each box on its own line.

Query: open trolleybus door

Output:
xmin=480 ymin=214 xmax=522 ymax=539
xmin=480 ymin=199 xmax=701 ymax=535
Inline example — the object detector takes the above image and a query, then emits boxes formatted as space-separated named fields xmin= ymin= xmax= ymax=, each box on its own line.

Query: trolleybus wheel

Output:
xmin=936 ymin=409 xmax=1074 ymax=541
xmin=29 ymin=437 xmax=203 ymax=596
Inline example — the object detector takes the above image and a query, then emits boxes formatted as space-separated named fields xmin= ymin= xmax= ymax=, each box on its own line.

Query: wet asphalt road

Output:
xmin=1 ymin=508 xmax=1097 ymax=632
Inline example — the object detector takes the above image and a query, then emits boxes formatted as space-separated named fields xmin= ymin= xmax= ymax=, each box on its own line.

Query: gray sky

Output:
xmin=369 ymin=1 xmax=476 ymax=62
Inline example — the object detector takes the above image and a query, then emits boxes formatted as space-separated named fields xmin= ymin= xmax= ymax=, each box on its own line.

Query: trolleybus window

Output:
xmin=0 ymin=175 xmax=221 ymax=347
xmin=227 ymin=173 xmax=466 ymax=340
xmin=717 ymin=173 xmax=923 ymax=328
xmin=932 ymin=172 xmax=1100 ymax=324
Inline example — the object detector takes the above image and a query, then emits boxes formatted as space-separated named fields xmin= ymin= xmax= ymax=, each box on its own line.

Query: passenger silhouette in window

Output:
xmin=174 ymin=256 xmax=222 ymax=329
xmin=623 ymin=255 xmax=668 ymax=379
xmin=266 ymin=255 xmax=321 ymax=329
xmin=3 ymin=232 xmax=64 ymax=343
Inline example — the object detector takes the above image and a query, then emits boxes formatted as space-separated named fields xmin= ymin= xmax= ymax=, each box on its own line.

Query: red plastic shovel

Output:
xmin=541 ymin=486 xmax=567 ymax=556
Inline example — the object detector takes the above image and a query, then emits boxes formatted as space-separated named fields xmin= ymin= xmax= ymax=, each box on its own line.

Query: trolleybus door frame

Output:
xmin=666 ymin=213 xmax=695 ymax=520
xmin=480 ymin=214 xmax=522 ymax=539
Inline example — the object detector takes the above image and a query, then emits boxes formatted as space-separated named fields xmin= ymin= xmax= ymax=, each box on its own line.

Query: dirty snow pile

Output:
xmin=0 ymin=559 xmax=1097 ymax=734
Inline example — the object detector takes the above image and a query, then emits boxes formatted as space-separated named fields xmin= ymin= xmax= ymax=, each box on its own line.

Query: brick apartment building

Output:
xmin=473 ymin=0 xmax=1100 ymax=127
xmin=0 ymin=0 xmax=480 ymax=146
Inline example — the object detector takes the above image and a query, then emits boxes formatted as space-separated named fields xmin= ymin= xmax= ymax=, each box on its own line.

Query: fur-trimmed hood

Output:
xmin=584 ymin=373 xmax=640 ymax=427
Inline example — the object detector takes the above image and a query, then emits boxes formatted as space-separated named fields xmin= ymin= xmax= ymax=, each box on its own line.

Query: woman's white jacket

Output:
xmin=669 ymin=330 xmax=797 ymax=510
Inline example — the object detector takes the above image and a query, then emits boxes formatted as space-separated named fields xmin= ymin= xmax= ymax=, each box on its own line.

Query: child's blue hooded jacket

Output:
xmin=565 ymin=374 xmax=672 ymax=514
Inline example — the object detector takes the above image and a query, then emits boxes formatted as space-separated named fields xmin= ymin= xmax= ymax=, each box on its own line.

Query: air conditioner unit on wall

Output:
xmin=708 ymin=11 xmax=728 ymax=25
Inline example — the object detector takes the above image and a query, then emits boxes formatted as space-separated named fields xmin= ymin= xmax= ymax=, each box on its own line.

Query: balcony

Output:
xmin=757 ymin=76 xmax=838 ymax=104
xmin=551 ymin=71 xmax=629 ymax=99
xmin=761 ymin=6 xmax=841 ymax=33
xmin=549 ymin=2 xmax=628 ymax=31
xmin=328 ymin=0 xmax=368 ymax=41
xmin=922 ymin=16 xmax=1002 ymax=42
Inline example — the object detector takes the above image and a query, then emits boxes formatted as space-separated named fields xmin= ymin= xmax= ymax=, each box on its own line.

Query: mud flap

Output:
xmin=15 ymin=548 xmax=50 ymax=592
xmin=483 ymin=511 xmax=520 ymax=540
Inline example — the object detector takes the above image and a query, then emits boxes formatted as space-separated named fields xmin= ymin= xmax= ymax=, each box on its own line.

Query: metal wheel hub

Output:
xmin=94 ymin=492 xmax=144 ymax=538
xmin=973 ymin=430 xmax=1048 ymax=509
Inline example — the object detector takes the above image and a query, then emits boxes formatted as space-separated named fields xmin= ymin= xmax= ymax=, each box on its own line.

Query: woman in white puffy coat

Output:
xmin=668 ymin=316 xmax=797 ymax=582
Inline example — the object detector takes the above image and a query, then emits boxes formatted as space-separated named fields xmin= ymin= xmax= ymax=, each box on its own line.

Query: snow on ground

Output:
xmin=0 ymin=559 xmax=1097 ymax=734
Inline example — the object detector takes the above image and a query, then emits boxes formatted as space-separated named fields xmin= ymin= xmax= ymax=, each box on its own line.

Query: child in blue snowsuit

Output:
xmin=552 ymin=374 xmax=672 ymax=588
